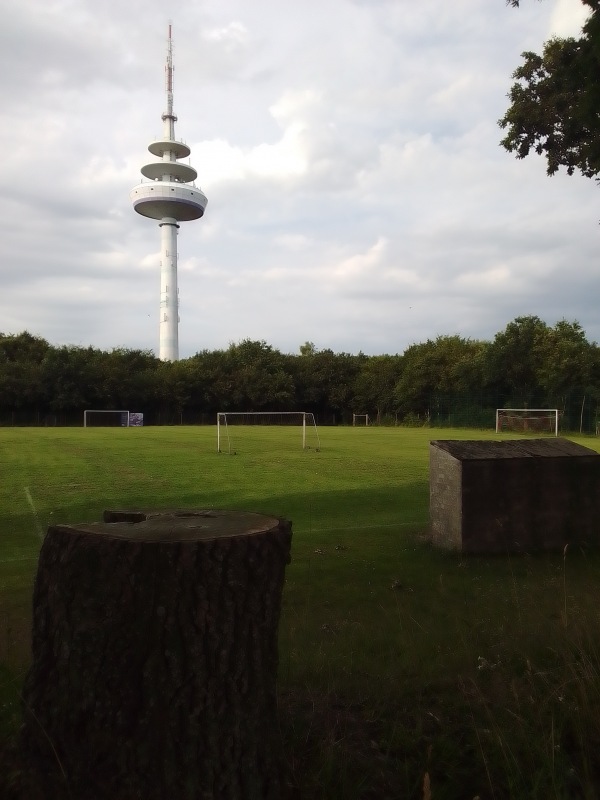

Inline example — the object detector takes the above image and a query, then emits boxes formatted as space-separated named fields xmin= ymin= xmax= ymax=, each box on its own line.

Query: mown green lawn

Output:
xmin=2 ymin=425 xmax=600 ymax=799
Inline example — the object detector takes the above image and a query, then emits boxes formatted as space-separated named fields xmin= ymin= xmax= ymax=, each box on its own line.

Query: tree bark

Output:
xmin=20 ymin=509 xmax=292 ymax=800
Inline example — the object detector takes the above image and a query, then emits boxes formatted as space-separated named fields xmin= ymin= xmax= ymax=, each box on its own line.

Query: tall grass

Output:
xmin=2 ymin=425 xmax=600 ymax=798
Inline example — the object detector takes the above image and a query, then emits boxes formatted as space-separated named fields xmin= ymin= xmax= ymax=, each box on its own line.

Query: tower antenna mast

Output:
xmin=130 ymin=25 xmax=207 ymax=361
xmin=165 ymin=23 xmax=174 ymax=124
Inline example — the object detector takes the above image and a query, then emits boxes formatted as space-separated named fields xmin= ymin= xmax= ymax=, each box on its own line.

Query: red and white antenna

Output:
xmin=163 ymin=22 xmax=176 ymax=131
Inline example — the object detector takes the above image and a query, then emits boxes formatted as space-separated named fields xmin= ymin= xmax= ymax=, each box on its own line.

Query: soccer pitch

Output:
xmin=0 ymin=423 xmax=437 ymax=563
xmin=3 ymin=425 xmax=600 ymax=798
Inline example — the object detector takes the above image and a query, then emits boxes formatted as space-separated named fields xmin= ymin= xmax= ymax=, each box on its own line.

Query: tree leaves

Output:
xmin=500 ymin=2 xmax=600 ymax=180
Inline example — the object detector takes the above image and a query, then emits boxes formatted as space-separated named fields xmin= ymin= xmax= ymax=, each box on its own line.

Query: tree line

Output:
xmin=1 ymin=315 xmax=599 ymax=430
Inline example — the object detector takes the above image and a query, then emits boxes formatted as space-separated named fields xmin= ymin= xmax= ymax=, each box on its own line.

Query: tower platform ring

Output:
xmin=131 ymin=182 xmax=207 ymax=222
xmin=141 ymin=162 xmax=198 ymax=182
xmin=147 ymin=139 xmax=191 ymax=159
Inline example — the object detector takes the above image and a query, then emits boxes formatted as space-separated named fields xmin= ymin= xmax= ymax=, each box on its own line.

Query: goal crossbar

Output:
xmin=496 ymin=408 xmax=560 ymax=436
xmin=216 ymin=411 xmax=320 ymax=453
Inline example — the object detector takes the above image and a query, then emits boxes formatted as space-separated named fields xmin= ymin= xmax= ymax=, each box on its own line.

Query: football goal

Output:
xmin=216 ymin=412 xmax=320 ymax=454
xmin=495 ymin=408 xmax=560 ymax=436
xmin=353 ymin=414 xmax=370 ymax=426
xmin=84 ymin=410 xmax=130 ymax=427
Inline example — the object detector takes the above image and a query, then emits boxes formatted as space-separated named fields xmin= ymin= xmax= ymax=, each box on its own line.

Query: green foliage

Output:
xmin=0 ymin=331 xmax=49 ymax=364
xmin=291 ymin=347 xmax=366 ymax=420
xmin=500 ymin=1 xmax=600 ymax=180
xmin=351 ymin=354 xmax=403 ymax=422
xmin=538 ymin=320 xmax=594 ymax=400
xmin=299 ymin=340 xmax=317 ymax=357
xmin=393 ymin=335 xmax=485 ymax=417
xmin=483 ymin=315 xmax=550 ymax=403
xmin=483 ymin=316 xmax=595 ymax=408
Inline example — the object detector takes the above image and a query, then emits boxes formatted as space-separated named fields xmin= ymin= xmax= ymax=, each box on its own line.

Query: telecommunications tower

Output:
xmin=131 ymin=25 xmax=207 ymax=361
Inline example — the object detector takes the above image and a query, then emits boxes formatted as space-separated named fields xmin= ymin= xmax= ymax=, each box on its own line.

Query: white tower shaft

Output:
xmin=130 ymin=24 xmax=207 ymax=361
xmin=159 ymin=219 xmax=179 ymax=362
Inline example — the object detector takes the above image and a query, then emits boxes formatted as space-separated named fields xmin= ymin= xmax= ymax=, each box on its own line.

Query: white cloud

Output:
xmin=454 ymin=266 xmax=517 ymax=293
xmin=194 ymin=139 xmax=246 ymax=185
xmin=204 ymin=20 xmax=249 ymax=47
xmin=548 ymin=0 xmax=591 ymax=37
xmin=332 ymin=238 xmax=388 ymax=281
xmin=195 ymin=89 xmax=317 ymax=186
xmin=273 ymin=234 xmax=312 ymax=250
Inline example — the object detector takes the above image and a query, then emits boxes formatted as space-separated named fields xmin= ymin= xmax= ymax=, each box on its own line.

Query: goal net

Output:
xmin=495 ymin=408 xmax=560 ymax=436
xmin=353 ymin=414 xmax=370 ymax=426
xmin=217 ymin=412 xmax=321 ymax=454
xmin=84 ymin=410 xmax=130 ymax=427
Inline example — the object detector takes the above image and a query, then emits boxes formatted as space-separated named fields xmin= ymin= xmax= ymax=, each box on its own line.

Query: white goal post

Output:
xmin=495 ymin=408 xmax=560 ymax=436
xmin=353 ymin=414 xmax=370 ymax=426
xmin=216 ymin=411 xmax=320 ymax=453
xmin=84 ymin=410 xmax=130 ymax=427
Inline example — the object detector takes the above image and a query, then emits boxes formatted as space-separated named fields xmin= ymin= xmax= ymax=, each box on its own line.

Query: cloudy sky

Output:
xmin=0 ymin=0 xmax=596 ymax=358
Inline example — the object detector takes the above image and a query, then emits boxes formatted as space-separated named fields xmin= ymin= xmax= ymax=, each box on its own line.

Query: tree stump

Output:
xmin=20 ymin=510 xmax=292 ymax=800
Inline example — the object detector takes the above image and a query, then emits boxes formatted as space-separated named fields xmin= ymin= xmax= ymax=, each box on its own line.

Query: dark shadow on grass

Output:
xmin=173 ymin=480 xmax=431 ymax=533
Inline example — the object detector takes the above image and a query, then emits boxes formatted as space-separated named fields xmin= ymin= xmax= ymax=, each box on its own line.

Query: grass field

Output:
xmin=2 ymin=425 xmax=600 ymax=799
